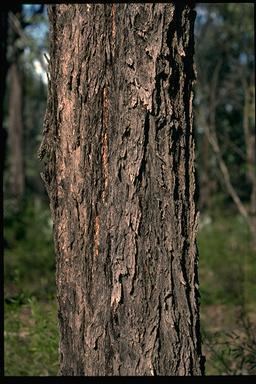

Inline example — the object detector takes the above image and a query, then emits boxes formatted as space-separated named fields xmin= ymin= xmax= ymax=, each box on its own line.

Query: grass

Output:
xmin=4 ymin=296 xmax=59 ymax=376
xmin=197 ymin=211 xmax=256 ymax=375
xmin=4 ymin=197 xmax=256 ymax=375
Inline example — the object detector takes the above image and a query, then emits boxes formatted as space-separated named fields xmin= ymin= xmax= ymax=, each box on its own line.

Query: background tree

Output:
xmin=6 ymin=5 xmax=25 ymax=205
xmin=4 ymin=5 xmax=48 ymax=208
xmin=195 ymin=3 xmax=255 ymax=245
xmin=0 ymin=9 xmax=8 ymax=170
xmin=40 ymin=3 xmax=204 ymax=375
xmin=3 ymin=7 xmax=58 ymax=375
xmin=4 ymin=3 xmax=255 ymax=376
xmin=194 ymin=4 xmax=256 ymax=374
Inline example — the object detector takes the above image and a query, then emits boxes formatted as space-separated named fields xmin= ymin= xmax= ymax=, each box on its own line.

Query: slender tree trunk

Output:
xmin=7 ymin=6 xmax=25 ymax=203
xmin=243 ymin=83 xmax=256 ymax=247
xmin=0 ymin=10 xmax=8 ymax=170
xmin=8 ymin=61 xmax=25 ymax=200
xmin=41 ymin=4 xmax=204 ymax=375
xmin=199 ymin=131 xmax=211 ymax=211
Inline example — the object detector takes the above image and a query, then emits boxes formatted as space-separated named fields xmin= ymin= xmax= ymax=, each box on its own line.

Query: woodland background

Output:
xmin=3 ymin=4 xmax=255 ymax=375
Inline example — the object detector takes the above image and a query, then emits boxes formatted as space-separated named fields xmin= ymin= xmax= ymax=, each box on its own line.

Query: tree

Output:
xmin=40 ymin=4 xmax=204 ymax=375
xmin=7 ymin=5 xmax=25 ymax=204
xmin=0 ymin=9 xmax=8 ymax=170
xmin=195 ymin=4 xmax=255 ymax=247
xmin=4 ymin=5 xmax=48 ymax=206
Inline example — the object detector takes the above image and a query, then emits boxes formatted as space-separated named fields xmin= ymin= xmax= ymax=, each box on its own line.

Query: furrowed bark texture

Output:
xmin=41 ymin=3 xmax=204 ymax=375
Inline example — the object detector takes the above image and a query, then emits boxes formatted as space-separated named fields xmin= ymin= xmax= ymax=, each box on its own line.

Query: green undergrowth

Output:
xmin=198 ymin=211 xmax=256 ymax=375
xmin=4 ymin=196 xmax=59 ymax=376
xmin=198 ymin=211 xmax=256 ymax=309
xmin=4 ymin=296 xmax=59 ymax=376
xmin=4 ymin=196 xmax=55 ymax=300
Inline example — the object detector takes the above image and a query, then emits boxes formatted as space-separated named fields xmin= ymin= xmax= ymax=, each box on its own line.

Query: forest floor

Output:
xmin=4 ymin=200 xmax=256 ymax=375
xmin=198 ymin=211 xmax=256 ymax=375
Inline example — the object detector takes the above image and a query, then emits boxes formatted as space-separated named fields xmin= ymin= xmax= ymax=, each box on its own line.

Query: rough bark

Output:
xmin=41 ymin=3 xmax=204 ymax=375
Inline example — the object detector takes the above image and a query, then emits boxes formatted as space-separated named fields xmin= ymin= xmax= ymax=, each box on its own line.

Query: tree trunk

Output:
xmin=243 ymin=83 xmax=256 ymax=248
xmin=8 ymin=61 xmax=25 ymax=201
xmin=199 ymin=130 xmax=211 ymax=211
xmin=0 ymin=10 xmax=8 ymax=170
xmin=41 ymin=3 xmax=204 ymax=375
xmin=7 ymin=6 xmax=25 ymax=203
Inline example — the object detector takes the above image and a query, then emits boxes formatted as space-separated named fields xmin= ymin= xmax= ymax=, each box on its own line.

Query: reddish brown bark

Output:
xmin=40 ymin=3 xmax=204 ymax=375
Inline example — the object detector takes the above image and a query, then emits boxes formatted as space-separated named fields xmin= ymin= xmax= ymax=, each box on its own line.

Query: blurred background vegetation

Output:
xmin=3 ymin=3 xmax=255 ymax=376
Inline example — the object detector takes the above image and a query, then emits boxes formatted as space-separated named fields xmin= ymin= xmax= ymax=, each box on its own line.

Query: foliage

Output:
xmin=202 ymin=310 xmax=256 ymax=375
xmin=4 ymin=196 xmax=55 ymax=300
xmin=198 ymin=212 xmax=256 ymax=309
xmin=195 ymin=3 xmax=255 ymax=209
xmin=4 ymin=196 xmax=59 ymax=376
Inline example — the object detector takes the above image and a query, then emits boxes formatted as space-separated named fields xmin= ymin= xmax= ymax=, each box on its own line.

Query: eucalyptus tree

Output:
xmin=40 ymin=3 xmax=204 ymax=375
